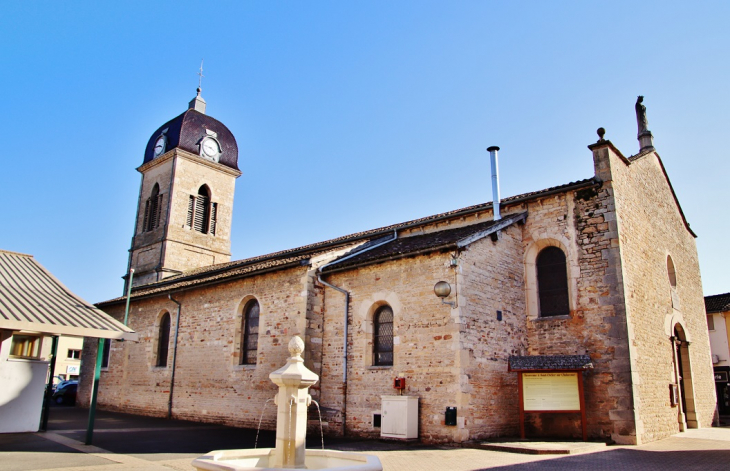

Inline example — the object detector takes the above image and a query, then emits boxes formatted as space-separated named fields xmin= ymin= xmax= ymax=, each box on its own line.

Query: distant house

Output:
xmin=0 ymin=250 xmax=136 ymax=433
xmin=53 ymin=335 xmax=84 ymax=384
xmin=82 ymin=93 xmax=715 ymax=445
xmin=705 ymin=292 xmax=730 ymax=415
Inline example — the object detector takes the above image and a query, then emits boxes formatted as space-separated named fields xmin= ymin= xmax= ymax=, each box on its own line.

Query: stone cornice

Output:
xmin=137 ymin=149 xmax=242 ymax=177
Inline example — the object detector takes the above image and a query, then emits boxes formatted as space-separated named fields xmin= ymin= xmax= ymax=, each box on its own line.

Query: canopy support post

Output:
xmin=85 ymin=338 xmax=105 ymax=445
xmin=39 ymin=335 xmax=59 ymax=431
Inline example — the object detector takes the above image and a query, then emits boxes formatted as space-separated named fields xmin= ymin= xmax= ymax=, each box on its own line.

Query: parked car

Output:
xmin=52 ymin=383 xmax=77 ymax=405
xmin=53 ymin=379 xmax=78 ymax=392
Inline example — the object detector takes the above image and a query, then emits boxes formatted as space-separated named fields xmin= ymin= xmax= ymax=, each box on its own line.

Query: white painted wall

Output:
xmin=0 ymin=330 xmax=50 ymax=433
xmin=54 ymin=336 xmax=84 ymax=383
xmin=708 ymin=313 xmax=729 ymax=367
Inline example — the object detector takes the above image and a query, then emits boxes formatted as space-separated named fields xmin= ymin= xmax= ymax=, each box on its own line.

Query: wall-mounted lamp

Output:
xmin=434 ymin=281 xmax=457 ymax=308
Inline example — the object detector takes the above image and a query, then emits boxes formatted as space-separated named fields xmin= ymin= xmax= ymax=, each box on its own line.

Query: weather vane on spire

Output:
xmin=197 ymin=59 xmax=204 ymax=95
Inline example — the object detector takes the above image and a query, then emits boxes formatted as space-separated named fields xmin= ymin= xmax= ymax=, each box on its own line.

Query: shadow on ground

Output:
xmin=477 ymin=447 xmax=730 ymax=470
xmin=0 ymin=405 xmax=430 ymax=458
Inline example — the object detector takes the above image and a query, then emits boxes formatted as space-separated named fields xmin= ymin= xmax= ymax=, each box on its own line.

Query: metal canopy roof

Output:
xmin=0 ymin=250 xmax=137 ymax=341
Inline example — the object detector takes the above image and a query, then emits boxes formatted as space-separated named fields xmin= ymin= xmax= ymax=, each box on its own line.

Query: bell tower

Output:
xmin=125 ymin=89 xmax=241 ymax=290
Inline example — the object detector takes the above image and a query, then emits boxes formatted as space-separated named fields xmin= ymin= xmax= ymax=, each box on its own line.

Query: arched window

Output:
xmin=536 ymin=246 xmax=570 ymax=317
xmin=373 ymin=305 xmax=393 ymax=366
xmin=240 ymin=300 xmax=259 ymax=365
xmin=667 ymin=256 xmax=677 ymax=288
xmin=142 ymin=183 xmax=163 ymax=232
xmin=187 ymin=185 xmax=217 ymax=235
xmin=157 ymin=312 xmax=171 ymax=367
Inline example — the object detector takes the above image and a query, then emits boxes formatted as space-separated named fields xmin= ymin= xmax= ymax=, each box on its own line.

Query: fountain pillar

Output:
xmin=191 ymin=335 xmax=382 ymax=471
xmin=268 ymin=336 xmax=319 ymax=469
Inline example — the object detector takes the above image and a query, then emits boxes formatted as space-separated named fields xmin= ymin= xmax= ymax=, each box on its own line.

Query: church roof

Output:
xmin=321 ymin=212 xmax=527 ymax=273
xmin=706 ymin=292 xmax=730 ymax=313
xmin=0 ymin=250 xmax=137 ymax=340
xmin=142 ymin=108 xmax=239 ymax=171
xmin=97 ymin=178 xmax=598 ymax=306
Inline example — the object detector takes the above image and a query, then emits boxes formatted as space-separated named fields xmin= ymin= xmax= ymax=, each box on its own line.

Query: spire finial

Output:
xmin=188 ymin=60 xmax=207 ymax=114
xmin=197 ymin=59 xmax=204 ymax=96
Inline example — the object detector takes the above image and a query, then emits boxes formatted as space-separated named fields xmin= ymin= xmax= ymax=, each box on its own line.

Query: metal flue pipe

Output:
xmin=487 ymin=146 xmax=501 ymax=221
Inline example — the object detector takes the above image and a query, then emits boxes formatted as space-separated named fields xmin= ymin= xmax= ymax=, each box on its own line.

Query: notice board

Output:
xmin=522 ymin=372 xmax=580 ymax=411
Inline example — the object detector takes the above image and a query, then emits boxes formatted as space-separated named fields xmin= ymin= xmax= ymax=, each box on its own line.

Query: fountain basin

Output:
xmin=192 ymin=448 xmax=382 ymax=471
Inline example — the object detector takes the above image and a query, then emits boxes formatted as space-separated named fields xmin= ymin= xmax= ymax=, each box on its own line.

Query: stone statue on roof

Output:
xmin=635 ymin=96 xmax=649 ymax=135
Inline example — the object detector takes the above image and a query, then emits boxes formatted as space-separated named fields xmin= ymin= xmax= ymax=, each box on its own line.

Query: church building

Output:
xmin=80 ymin=90 xmax=716 ymax=445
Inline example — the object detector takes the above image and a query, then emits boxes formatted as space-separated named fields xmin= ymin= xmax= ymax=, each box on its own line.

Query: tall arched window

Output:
xmin=187 ymin=185 xmax=217 ymax=235
xmin=143 ymin=183 xmax=163 ymax=232
xmin=240 ymin=300 xmax=259 ymax=365
xmin=536 ymin=246 xmax=570 ymax=317
xmin=373 ymin=305 xmax=393 ymax=366
xmin=157 ymin=312 xmax=171 ymax=367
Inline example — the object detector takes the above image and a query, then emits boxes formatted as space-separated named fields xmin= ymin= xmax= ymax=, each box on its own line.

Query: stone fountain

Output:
xmin=192 ymin=336 xmax=382 ymax=470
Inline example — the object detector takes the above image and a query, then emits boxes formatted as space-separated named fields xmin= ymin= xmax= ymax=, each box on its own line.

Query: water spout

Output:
xmin=254 ymin=398 xmax=274 ymax=449
xmin=311 ymin=400 xmax=325 ymax=450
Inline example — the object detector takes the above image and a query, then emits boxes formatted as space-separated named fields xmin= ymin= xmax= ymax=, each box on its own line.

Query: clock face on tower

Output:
xmin=153 ymin=136 xmax=166 ymax=157
xmin=200 ymin=137 xmax=220 ymax=162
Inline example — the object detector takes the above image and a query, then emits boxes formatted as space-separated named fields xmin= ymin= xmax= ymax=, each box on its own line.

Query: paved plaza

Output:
xmin=1 ymin=407 xmax=729 ymax=471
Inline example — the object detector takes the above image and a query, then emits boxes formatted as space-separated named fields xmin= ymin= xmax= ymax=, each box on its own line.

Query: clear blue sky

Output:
xmin=2 ymin=1 xmax=728 ymax=302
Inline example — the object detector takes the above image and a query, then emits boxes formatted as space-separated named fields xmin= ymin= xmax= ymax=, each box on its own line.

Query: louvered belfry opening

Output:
xmin=241 ymin=300 xmax=260 ymax=365
xmin=536 ymin=246 xmax=570 ymax=317
xmin=186 ymin=185 xmax=217 ymax=235
xmin=374 ymin=305 xmax=394 ymax=366
xmin=142 ymin=183 xmax=163 ymax=232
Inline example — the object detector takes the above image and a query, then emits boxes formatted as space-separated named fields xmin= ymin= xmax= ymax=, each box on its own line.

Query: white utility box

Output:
xmin=381 ymin=395 xmax=418 ymax=439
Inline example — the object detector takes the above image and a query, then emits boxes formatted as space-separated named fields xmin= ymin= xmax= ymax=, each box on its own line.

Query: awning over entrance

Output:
xmin=0 ymin=250 xmax=137 ymax=341
xmin=508 ymin=355 xmax=593 ymax=371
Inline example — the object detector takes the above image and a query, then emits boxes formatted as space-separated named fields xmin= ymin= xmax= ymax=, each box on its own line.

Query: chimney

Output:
xmin=487 ymin=146 xmax=501 ymax=220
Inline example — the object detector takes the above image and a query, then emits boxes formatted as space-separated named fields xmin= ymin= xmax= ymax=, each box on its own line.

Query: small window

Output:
xmin=667 ymin=256 xmax=677 ymax=288
xmin=10 ymin=335 xmax=42 ymax=359
xmin=707 ymin=315 xmax=715 ymax=331
xmin=241 ymin=300 xmax=260 ymax=365
xmin=67 ymin=349 xmax=82 ymax=360
xmin=157 ymin=313 xmax=171 ymax=367
xmin=373 ymin=305 xmax=394 ymax=366
xmin=101 ymin=339 xmax=111 ymax=368
xmin=536 ymin=246 xmax=570 ymax=317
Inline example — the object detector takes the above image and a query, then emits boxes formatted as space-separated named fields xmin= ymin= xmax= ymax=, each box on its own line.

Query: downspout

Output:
xmin=168 ymin=294 xmax=182 ymax=419
xmin=316 ymin=229 xmax=397 ymax=436
xmin=123 ymin=268 xmax=134 ymax=326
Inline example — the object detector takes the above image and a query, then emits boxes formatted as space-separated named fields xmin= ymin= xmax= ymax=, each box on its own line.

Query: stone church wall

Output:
xmin=317 ymin=251 xmax=462 ymax=442
xmin=600 ymin=146 xmax=716 ymax=443
xmin=81 ymin=265 xmax=314 ymax=430
xmin=515 ymin=180 xmax=636 ymax=444
xmin=457 ymin=222 xmax=526 ymax=441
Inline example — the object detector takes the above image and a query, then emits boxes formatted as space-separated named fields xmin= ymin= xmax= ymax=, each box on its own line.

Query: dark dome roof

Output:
xmin=143 ymin=108 xmax=239 ymax=170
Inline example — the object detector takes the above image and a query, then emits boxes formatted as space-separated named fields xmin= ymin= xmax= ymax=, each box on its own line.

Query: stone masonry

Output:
xmin=129 ymin=149 xmax=240 ymax=288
